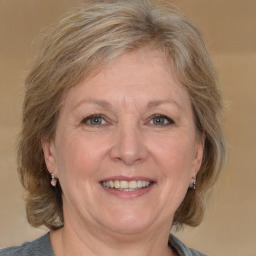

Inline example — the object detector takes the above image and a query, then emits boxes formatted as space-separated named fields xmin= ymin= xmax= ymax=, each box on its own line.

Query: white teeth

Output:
xmin=120 ymin=180 xmax=129 ymax=189
xmin=114 ymin=180 xmax=120 ymax=188
xmin=109 ymin=180 xmax=114 ymax=188
xmin=137 ymin=180 xmax=143 ymax=188
xmin=129 ymin=181 xmax=137 ymax=189
xmin=102 ymin=180 xmax=152 ymax=190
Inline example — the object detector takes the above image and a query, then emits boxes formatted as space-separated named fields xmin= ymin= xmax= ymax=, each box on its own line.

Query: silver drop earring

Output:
xmin=189 ymin=176 xmax=196 ymax=190
xmin=51 ymin=173 xmax=57 ymax=187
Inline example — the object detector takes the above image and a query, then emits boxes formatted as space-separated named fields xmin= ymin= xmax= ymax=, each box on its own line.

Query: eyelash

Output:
xmin=80 ymin=114 xmax=174 ymax=127
xmin=147 ymin=114 xmax=174 ymax=126
xmin=81 ymin=114 xmax=108 ymax=126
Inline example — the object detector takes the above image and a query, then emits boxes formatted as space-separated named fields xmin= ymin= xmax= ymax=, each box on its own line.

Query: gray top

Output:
xmin=0 ymin=234 xmax=53 ymax=256
xmin=0 ymin=233 xmax=207 ymax=256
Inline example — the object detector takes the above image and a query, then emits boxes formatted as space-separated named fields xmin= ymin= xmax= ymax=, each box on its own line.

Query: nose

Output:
xmin=110 ymin=120 xmax=148 ymax=166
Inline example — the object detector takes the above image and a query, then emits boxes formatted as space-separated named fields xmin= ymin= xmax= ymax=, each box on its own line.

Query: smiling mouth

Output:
xmin=101 ymin=180 xmax=154 ymax=191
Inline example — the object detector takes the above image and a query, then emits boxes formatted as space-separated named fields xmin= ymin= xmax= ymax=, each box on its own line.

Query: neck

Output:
xmin=50 ymin=219 xmax=175 ymax=256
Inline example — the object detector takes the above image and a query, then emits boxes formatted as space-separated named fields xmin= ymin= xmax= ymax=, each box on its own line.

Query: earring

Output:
xmin=189 ymin=176 xmax=196 ymax=190
xmin=51 ymin=173 xmax=57 ymax=187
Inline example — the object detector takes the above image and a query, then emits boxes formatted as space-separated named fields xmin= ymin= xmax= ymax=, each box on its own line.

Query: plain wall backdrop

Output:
xmin=0 ymin=0 xmax=255 ymax=255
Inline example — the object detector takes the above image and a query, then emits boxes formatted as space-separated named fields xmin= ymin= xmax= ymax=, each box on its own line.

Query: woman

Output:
xmin=0 ymin=0 xmax=225 ymax=255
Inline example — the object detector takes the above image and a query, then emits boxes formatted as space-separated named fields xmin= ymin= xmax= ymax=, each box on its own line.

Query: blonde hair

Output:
xmin=18 ymin=0 xmax=225 ymax=230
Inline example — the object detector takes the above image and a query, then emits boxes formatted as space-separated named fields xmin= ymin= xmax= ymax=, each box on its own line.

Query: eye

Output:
xmin=81 ymin=114 xmax=107 ymax=126
xmin=148 ymin=114 xmax=174 ymax=126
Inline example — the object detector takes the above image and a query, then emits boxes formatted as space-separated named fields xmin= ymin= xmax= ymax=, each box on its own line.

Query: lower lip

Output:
xmin=100 ymin=184 xmax=155 ymax=199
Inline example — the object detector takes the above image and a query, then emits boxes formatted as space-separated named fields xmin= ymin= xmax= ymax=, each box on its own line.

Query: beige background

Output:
xmin=0 ymin=0 xmax=255 ymax=255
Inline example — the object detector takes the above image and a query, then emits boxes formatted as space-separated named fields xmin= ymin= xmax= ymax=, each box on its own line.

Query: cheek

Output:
xmin=150 ymin=133 xmax=195 ymax=171
xmin=54 ymin=137 xmax=101 ymax=206
xmin=149 ymin=133 xmax=195 ymax=201
xmin=55 ymin=133 xmax=108 ymax=180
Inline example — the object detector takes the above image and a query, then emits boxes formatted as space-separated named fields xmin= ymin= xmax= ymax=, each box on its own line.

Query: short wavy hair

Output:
xmin=18 ymin=0 xmax=225 ymax=230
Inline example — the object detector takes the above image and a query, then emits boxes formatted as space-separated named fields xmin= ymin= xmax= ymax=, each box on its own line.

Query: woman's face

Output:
xmin=43 ymin=49 xmax=203 ymax=236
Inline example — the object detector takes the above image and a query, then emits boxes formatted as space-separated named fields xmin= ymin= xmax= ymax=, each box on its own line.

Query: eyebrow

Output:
xmin=73 ymin=99 xmax=112 ymax=110
xmin=73 ymin=98 xmax=183 ymax=111
xmin=147 ymin=99 xmax=183 ymax=110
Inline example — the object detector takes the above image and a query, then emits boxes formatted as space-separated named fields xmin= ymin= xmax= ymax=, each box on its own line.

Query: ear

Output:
xmin=192 ymin=135 xmax=205 ymax=176
xmin=41 ymin=138 xmax=57 ymax=177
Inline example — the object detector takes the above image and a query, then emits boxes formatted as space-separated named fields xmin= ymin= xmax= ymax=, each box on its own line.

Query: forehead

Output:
xmin=62 ymin=49 xmax=191 ymax=111
xmin=101 ymin=49 xmax=175 ymax=86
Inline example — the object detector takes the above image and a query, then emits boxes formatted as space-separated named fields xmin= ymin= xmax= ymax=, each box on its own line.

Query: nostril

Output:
xmin=108 ymin=121 xmax=149 ymax=166
xmin=109 ymin=133 xmax=148 ymax=165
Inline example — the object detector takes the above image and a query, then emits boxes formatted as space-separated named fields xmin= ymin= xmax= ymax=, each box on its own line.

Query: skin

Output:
xmin=42 ymin=49 xmax=204 ymax=256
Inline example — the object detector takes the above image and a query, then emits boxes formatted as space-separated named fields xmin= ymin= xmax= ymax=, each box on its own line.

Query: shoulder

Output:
xmin=169 ymin=234 xmax=208 ymax=256
xmin=0 ymin=233 xmax=54 ymax=256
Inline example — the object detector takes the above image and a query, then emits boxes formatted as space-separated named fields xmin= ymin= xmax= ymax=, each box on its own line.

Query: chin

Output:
xmin=101 ymin=209 xmax=156 ymax=235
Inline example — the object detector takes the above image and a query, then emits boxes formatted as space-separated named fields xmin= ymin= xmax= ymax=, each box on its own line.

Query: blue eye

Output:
xmin=82 ymin=115 xmax=107 ymax=126
xmin=149 ymin=115 xmax=174 ymax=126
